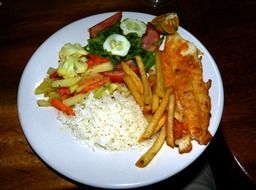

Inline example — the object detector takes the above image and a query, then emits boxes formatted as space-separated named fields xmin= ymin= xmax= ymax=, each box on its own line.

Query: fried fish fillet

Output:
xmin=160 ymin=33 xmax=212 ymax=153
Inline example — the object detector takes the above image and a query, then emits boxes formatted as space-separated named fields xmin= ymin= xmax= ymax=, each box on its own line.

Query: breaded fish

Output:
xmin=160 ymin=33 xmax=212 ymax=153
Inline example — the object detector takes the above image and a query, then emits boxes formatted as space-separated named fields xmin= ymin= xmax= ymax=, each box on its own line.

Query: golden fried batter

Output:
xmin=160 ymin=33 xmax=212 ymax=153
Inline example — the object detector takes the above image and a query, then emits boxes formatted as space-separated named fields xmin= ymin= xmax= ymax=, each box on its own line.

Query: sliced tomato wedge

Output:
xmin=87 ymin=53 xmax=109 ymax=66
xmin=102 ymin=70 xmax=125 ymax=83
xmin=141 ymin=23 xmax=160 ymax=52
xmin=102 ymin=61 xmax=139 ymax=83
xmin=89 ymin=12 xmax=122 ymax=38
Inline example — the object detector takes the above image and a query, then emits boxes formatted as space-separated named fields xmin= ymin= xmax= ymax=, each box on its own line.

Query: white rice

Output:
xmin=58 ymin=91 xmax=151 ymax=151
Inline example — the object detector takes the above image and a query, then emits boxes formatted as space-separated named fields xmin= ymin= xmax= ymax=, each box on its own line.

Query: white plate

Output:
xmin=17 ymin=12 xmax=224 ymax=189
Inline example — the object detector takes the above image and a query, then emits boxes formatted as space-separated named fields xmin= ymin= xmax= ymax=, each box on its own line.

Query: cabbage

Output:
xmin=57 ymin=43 xmax=88 ymax=78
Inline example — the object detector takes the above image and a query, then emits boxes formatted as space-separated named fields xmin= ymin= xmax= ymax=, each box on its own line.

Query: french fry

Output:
xmin=144 ymin=112 xmax=153 ymax=123
xmin=155 ymin=52 xmax=165 ymax=98
xmin=152 ymin=112 xmax=167 ymax=135
xmin=121 ymin=62 xmax=144 ymax=94
xmin=143 ymin=104 xmax=152 ymax=113
xmin=140 ymin=88 xmax=171 ymax=140
xmin=135 ymin=56 xmax=152 ymax=105
xmin=123 ymin=75 xmax=144 ymax=108
xmin=148 ymin=73 xmax=157 ymax=88
xmin=166 ymin=91 xmax=175 ymax=147
xmin=136 ymin=126 xmax=166 ymax=168
xmin=151 ymin=93 xmax=160 ymax=113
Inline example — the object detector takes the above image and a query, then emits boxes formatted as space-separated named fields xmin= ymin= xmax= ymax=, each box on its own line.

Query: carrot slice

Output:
xmin=79 ymin=77 xmax=110 ymax=93
xmin=50 ymin=98 xmax=75 ymax=116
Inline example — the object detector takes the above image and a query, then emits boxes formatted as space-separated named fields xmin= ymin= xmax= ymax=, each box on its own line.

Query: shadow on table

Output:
xmin=208 ymin=129 xmax=255 ymax=190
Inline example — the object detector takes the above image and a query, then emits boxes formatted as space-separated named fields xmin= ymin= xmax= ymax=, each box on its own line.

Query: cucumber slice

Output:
xmin=103 ymin=34 xmax=131 ymax=56
xmin=120 ymin=18 xmax=147 ymax=37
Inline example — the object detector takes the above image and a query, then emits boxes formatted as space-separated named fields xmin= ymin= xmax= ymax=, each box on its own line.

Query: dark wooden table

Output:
xmin=1 ymin=0 xmax=255 ymax=189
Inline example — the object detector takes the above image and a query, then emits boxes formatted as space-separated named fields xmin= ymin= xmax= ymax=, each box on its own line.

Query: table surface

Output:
xmin=1 ymin=0 xmax=255 ymax=189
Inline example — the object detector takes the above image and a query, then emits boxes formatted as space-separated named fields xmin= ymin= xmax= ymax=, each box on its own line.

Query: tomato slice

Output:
xmin=102 ymin=61 xmax=139 ymax=83
xmin=87 ymin=53 xmax=109 ymax=66
xmin=102 ymin=70 xmax=125 ymax=83
xmin=89 ymin=12 xmax=122 ymax=38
